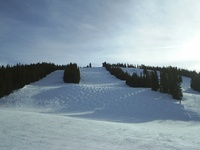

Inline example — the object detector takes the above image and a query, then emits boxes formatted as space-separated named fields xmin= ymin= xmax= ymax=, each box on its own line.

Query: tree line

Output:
xmin=103 ymin=62 xmax=200 ymax=93
xmin=102 ymin=62 xmax=128 ymax=80
xmin=0 ymin=62 xmax=81 ymax=99
xmin=1 ymin=61 xmax=199 ymax=100
xmin=103 ymin=62 xmax=183 ymax=101
xmin=103 ymin=62 xmax=197 ymax=77
xmin=0 ymin=62 xmax=65 ymax=98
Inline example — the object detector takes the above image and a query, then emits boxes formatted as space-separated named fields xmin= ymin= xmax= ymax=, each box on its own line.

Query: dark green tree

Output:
xmin=169 ymin=70 xmax=183 ymax=100
xmin=172 ymin=82 xmax=183 ymax=100
xmin=159 ymin=70 xmax=169 ymax=93
xmin=159 ymin=67 xmax=183 ymax=101
xmin=151 ymin=70 xmax=159 ymax=91
xmin=143 ymin=70 xmax=152 ymax=88
xmin=191 ymin=73 xmax=200 ymax=92
xmin=63 ymin=63 xmax=80 ymax=83
xmin=130 ymin=73 xmax=139 ymax=87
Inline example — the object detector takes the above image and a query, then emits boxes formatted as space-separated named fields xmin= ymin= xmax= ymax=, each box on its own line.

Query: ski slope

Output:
xmin=0 ymin=67 xmax=200 ymax=150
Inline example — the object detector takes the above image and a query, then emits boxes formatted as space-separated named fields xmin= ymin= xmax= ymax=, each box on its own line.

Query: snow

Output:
xmin=0 ymin=67 xmax=200 ymax=150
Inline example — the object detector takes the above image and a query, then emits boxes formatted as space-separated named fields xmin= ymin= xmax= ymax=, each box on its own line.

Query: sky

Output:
xmin=1 ymin=0 xmax=200 ymax=70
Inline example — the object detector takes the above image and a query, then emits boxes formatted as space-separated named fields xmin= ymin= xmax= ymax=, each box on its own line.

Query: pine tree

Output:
xmin=126 ymin=73 xmax=138 ymax=87
xmin=151 ymin=70 xmax=159 ymax=91
xmin=169 ymin=69 xmax=183 ymax=100
xmin=159 ymin=70 xmax=169 ymax=93
xmin=159 ymin=67 xmax=183 ymax=101
xmin=191 ymin=73 xmax=200 ymax=92
xmin=172 ymin=72 xmax=183 ymax=101
xmin=144 ymin=71 xmax=152 ymax=87
xmin=63 ymin=63 xmax=80 ymax=84
xmin=132 ymin=73 xmax=139 ymax=87
xmin=172 ymin=82 xmax=183 ymax=100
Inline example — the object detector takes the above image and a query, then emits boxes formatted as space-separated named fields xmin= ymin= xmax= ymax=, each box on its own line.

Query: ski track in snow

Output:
xmin=0 ymin=67 xmax=200 ymax=150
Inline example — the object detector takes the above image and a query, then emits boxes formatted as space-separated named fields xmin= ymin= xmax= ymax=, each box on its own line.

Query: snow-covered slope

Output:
xmin=0 ymin=67 xmax=200 ymax=150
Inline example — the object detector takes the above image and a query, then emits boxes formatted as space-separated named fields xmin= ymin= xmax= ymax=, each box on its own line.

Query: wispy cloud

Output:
xmin=1 ymin=0 xmax=200 ymax=69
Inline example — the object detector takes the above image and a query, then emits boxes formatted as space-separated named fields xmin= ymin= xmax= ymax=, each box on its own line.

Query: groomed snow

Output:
xmin=0 ymin=67 xmax=200 ymax=150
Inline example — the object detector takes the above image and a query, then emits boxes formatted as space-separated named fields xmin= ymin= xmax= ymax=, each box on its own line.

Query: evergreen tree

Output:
xmin=131 ymin=73 xmax=139 ymax=87
xmin=63 ymin=63 xmax=80 ymax=84
xmin=159 ymin=70 xmax=169 ymax=93
xmin=159 ymin=67 xmax=183 ymax=101
xmin=191 ymin=73 xmax=200 ymax=92
xmin=143 ymin=71 xmax=152 ymax=88
xmin=151 ymin=70 xmax=159 ymax=91
xmin=172 ymin=82 xmax=183 ymax=100
xmin=169 ymin=70 xmax=183 ymax=100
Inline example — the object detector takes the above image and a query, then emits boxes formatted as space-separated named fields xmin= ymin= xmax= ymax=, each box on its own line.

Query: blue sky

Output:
xmin=1 ymin=0 xmax=200 ymax=70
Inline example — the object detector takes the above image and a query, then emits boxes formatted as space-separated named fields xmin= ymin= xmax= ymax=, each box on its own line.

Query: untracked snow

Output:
xmin=0 ymin=67 xmax=200 ymax=150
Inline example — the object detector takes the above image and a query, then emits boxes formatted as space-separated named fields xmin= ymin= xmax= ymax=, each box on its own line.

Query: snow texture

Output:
xmin=0 ymin=67 xmax=200 ymax=150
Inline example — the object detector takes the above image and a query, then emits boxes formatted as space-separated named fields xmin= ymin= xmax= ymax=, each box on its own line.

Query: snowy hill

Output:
xmin=0 ymin=67 xmax=200 ymax=150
